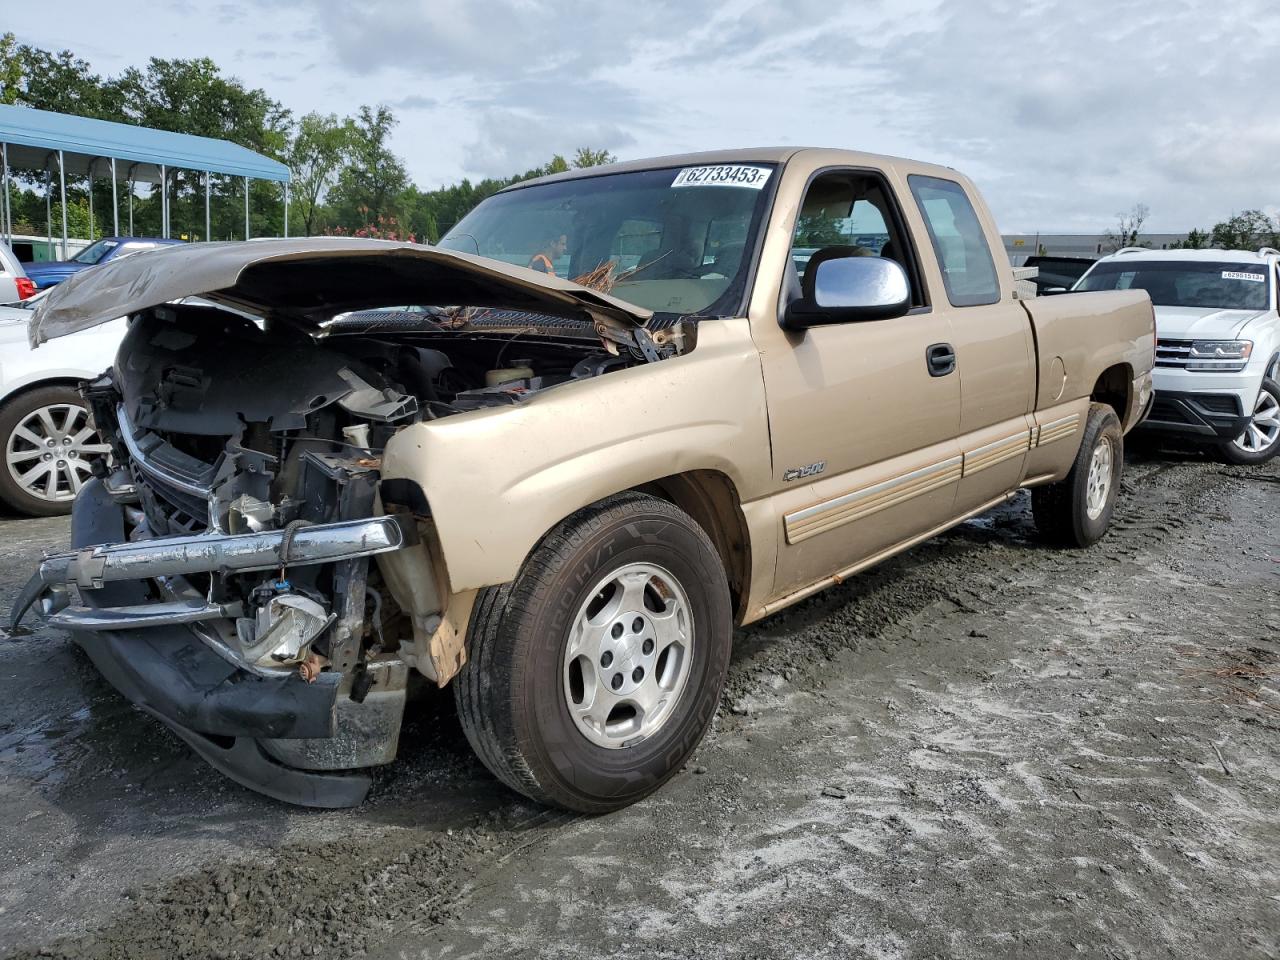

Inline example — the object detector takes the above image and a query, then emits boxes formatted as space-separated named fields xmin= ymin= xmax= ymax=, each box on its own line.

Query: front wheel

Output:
xmin=1032 ymin=403 xmax=1124 ymax=547
xmin=455 ymin=491 xmax=732 ymax=813
xmin=1216 ymin=378 xmax=1280 ymax=465
xmin=0 ymin=385 xmax=110 ymax=517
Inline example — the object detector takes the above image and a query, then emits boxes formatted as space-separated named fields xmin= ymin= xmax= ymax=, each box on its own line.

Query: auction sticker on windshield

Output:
xmin=671 ymin=165 xmax=772 ymax=189
xmin=1223 ymin=271 xmax=1266 ymax=282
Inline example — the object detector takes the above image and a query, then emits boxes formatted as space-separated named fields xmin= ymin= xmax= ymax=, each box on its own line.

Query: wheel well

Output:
xmin=0 ymin=378 xmax=86 ymax=410
xmin=635 ymin=470 xmax=751 ymax=623
xmin=1091 ymin=364 xmax=1132 ymax=425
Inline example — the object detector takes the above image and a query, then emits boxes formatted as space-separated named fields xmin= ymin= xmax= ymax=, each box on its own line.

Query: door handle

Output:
xmin=926 ymin=342 xmax=956 ymax=377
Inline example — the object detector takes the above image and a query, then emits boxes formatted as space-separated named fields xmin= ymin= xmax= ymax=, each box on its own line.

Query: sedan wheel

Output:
xmin=0 ymin=386 xmax=111 ymax=516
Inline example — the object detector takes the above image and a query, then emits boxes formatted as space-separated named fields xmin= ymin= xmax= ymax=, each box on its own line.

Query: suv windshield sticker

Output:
xmin=1223 ymin=271 xmax=1266 ymax=282
xmin=671 ymin=165 xmax=772 ymax=189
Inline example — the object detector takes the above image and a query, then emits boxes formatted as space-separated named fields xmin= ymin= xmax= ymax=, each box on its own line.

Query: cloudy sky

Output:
xmin=15 ymin=0 xmax=1280 ymax=232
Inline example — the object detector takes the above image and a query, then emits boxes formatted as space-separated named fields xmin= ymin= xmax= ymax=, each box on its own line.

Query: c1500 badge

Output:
xmin=782 ymin=461 xmax=826 ymax=482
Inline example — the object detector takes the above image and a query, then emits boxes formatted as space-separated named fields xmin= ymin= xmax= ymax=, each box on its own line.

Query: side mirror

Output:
xmin=784 ymin=254 xmax=911 ymax=330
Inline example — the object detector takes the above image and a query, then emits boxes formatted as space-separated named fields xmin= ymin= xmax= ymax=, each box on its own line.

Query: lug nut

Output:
xmin=642 ymin=638 xmax=654 ymax=655
xmin=600 ymin=650 xmax=613 ymax=668
xmin=632 ymin=667 xmax=644 ymax=683
xmin=632 ymin=617 xmax=644 ymax=633
xmin=611 ymin=623 xmax=623 ymax=639
xmin=611 ymin=673 xmax=623 ymax=691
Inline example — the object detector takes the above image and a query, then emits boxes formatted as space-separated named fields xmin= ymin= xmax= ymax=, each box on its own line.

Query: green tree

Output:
xmin=1173 ymin=228 xmax=1210 ymax=250
xmin=329 ymin=105 xmax=408 ymax=225
xmin=112 ymin=57 xmax=291 ymax=238
xmin=1210 ymin=210 xmax=1279 ymax=251
xmin=0 ymin=33 xmax=22 ymax=105
xmin=3 ymin=41 xmax=124 ymax=119
xmin=288 ymin=112 xmax=354 ymax=235
xmin=572 ymin=147 xmax=616 ymax=168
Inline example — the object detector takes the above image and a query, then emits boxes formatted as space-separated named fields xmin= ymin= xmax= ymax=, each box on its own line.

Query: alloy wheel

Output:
xmin=5 ymin=403 xmax=110 ymax=503
xmin=1084 ymin=434 xmax=1114 ymax=520
xmin=1232 ymin=389 xmax=1280 ymax=455
xmin=563 ymin=561 xmax=694 ymax=749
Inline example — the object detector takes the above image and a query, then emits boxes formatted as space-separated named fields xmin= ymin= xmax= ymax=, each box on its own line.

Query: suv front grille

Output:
xmin=1155 ymin=339 xmax=1192 ymax=368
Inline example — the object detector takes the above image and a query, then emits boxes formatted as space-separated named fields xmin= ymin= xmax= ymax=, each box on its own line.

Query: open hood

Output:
xmin=27 ymin=238 xmax=654 ymax=347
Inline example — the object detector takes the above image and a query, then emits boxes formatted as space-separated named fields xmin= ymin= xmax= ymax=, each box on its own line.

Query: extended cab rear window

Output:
xmin=908 ymin=175 xmax=1000 ymax=307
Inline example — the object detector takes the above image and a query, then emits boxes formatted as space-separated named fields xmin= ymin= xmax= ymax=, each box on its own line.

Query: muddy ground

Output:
xmin=1 ymin=444 xmax=1277 ymax=960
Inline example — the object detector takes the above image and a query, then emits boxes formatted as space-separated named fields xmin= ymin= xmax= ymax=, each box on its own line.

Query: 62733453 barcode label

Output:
xmin=671 ymin=165 xmax=772 ymax=189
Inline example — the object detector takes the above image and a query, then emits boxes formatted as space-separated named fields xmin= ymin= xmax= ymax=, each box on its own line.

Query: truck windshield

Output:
xmin=1076 ymin=260 xmax=1272 ymax=310
xmin=438 ymin=164 xmax=777 ymax=316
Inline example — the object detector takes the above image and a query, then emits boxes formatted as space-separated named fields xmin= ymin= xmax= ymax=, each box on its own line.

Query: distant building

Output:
xmin=1002 ymin=232 xmax=1192 ymax=264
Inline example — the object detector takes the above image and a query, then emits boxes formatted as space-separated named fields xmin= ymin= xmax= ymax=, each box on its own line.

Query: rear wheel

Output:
xmin=455 ymin=491 xmax=732 ymax=813
xmin=1032 ymin=403 xmax=1124 ymax=547
xmin=1217 ymin=379 xmax=1280 ymax=465
xmin=0 ymin=385 xmax=110 ymax=517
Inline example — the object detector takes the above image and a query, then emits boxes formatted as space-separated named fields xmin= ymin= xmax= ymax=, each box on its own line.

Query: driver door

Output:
xmin=755 ymin=170 xmax=962 ymax=598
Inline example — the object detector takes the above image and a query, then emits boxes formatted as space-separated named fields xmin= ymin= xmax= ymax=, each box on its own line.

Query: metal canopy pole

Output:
xmin=205 ymin=172 xmax=211 ymax=241
xmin=45 ymin=166 xmax=52 ymax=258
xmin=87 ymin=159 xmax=95 ymax=243
xmin=244 ymin=176 xmax=250 ymax=239
xmin=58 ymin=151 xmax=68 ymax=258
xmin=111 ymin=158 xmax=119 ymax=236
xmin=127 ymin=163 xmax=138 ymax=236
xmin=283 ymin=181 xmax=289 ymax=238
xmin=1 ymin=142 xmax=9 ymax=246
xmin=160 ymin=164 xmax=168 ymax=239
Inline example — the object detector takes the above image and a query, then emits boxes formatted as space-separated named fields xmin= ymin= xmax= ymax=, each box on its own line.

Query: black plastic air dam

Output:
xmin=63 ymin=479 xmax=371 ymax=807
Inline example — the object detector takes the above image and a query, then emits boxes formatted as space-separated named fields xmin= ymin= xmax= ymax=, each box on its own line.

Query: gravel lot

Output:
xmin=1 ymin=444 xmax=1277 ymax=960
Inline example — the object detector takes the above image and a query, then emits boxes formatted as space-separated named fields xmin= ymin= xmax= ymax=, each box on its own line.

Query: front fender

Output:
xmin=380 ymin=319 xmax=772 ymax=591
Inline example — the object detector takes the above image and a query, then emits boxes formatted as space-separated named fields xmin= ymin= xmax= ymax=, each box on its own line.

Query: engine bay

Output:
xmin=81 ymin=301 xmax=665 ymax=690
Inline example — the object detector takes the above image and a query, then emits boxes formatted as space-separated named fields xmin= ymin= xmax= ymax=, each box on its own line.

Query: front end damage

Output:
xmin=10 ymin=239 xmax=678 ymax=807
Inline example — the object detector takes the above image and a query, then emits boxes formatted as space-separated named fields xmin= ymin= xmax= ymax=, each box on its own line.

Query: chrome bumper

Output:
xmin=11 ymin=514 xmax=415 ymax=630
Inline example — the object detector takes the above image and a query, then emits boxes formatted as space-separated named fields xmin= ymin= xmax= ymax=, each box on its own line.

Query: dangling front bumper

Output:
xmin=10 ymin=479 xmax=416 ymax=808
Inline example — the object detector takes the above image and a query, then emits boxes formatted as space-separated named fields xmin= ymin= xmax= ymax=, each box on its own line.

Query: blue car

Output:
xmin=24 ymin=236 xmax=184 ymax=289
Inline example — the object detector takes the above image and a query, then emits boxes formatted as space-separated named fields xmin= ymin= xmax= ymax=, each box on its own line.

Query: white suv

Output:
xmin=1074 ymin=247 xmax=1280 ymax=463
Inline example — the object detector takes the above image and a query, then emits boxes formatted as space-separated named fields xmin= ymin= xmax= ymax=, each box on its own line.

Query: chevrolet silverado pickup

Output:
xmin=11 ymin=148 xmax=1155 ymax=812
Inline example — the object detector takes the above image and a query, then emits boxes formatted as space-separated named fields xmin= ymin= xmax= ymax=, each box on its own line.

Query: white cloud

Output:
xmin=15 ymin=0 xmax=1280 ymax=230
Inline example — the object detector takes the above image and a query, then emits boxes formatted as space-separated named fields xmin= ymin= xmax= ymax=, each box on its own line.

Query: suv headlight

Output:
xmin=1186 ymin=340 xmax=1252 ymax=372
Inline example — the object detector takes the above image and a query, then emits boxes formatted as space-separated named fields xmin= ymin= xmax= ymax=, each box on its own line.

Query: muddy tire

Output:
xmin=455 ymin=491 xmax=732 ymax=813
xmin=1032 ymin=403 xmax=1124 ymax=547
xmin=1215 ymin=378 xmax=1280 ymax=466
xmin=0 ymin=384 xmax=106 ymax=517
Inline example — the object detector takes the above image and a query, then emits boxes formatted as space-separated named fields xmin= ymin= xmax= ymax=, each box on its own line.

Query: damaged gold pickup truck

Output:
xmin=11 ymin=148 xmax=1154 ymax=811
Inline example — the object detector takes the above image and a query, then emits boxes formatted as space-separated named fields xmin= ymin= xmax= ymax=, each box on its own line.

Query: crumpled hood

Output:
xmin=27 ymin=238 xmax=653 ymax=347
xmin=1153 ymin=306 xmax=1270 ymax=340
